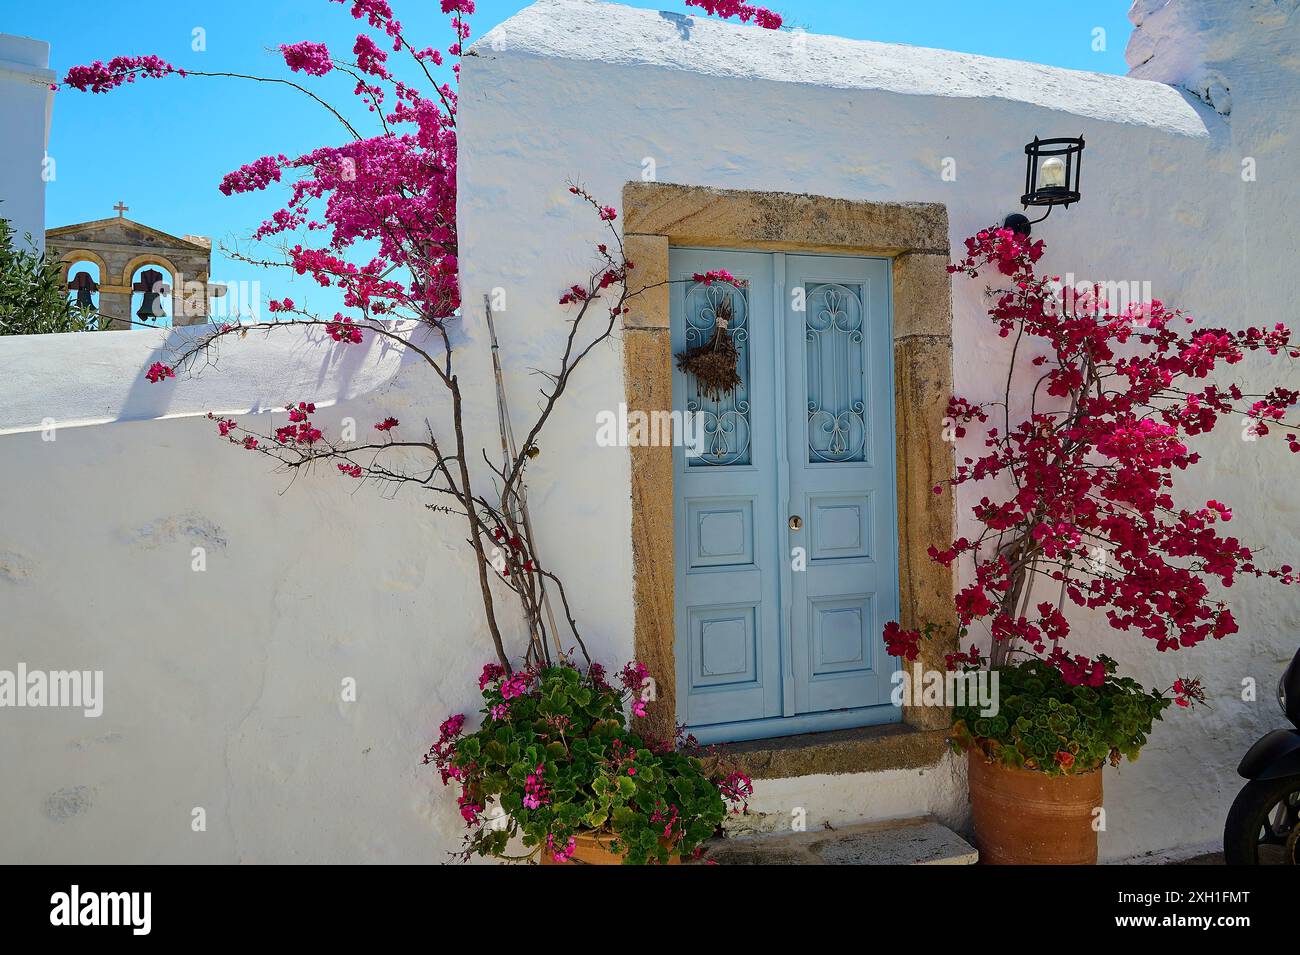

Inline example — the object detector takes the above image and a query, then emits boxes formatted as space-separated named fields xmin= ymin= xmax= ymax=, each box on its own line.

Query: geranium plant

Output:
xmin=949 ymin=654 xmax=1174 ymax=775
xmin=425 ymin=660 xmax=752 ymax=864
xmin=885 ymin=226 xmax=1298 ymax=770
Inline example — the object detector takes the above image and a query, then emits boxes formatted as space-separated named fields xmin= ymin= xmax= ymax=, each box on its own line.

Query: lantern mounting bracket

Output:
xmin=1003 ymin=207 xmax=1053 ymax=236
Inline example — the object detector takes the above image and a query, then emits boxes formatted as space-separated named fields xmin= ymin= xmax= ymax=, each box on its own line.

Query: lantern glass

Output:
xmin=1039 ymin=156 xmax=1067 ymax=189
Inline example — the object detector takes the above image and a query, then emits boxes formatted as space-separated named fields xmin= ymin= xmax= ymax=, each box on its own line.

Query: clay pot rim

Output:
xmin=967 ymin=750 xmax=1106 ymax=777
xmin=543 ymin=828 xmax=685 ymax=865
xmin=568 ymin=829 xmax=684 ymax=849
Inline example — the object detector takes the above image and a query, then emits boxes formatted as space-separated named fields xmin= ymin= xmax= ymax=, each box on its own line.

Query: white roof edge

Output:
xmin=471 ymin=0 xmax=1210 ymax=139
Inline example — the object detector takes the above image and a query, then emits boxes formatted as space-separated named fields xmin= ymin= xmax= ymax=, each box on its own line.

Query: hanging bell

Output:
xmin=133 ymin=268 xmax=168 ymax=321
xmin=68 ymin=271 xmax=98 ymax=311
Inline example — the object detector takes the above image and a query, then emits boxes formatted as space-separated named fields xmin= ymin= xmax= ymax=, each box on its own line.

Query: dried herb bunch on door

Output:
xmin=676 ymin=293 xmax=741 ymax=400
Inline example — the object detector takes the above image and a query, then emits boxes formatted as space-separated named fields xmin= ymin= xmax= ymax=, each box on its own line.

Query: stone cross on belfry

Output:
xmin=113 ymin=202 xmax=128 ymax=218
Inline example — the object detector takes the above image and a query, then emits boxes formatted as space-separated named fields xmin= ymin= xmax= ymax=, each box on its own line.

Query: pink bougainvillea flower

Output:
xmin=221 ymin=156 xmax=288 ymax=197
xmin=685 ymin=0 xmax=783 ymax=29
xmin=691 ymin=269 xmax=739 ymax=286
xmin=62 ymin=54 xmax=177 ymax=93
xmin=882 ymin=621 xmax=922 ymax=661
xmin=145 ymin=362 xmax=174 ymax=383
xmin=280 ymin=41 xmax=333 ymax=76
xmin=327 ymin=315 xmax=364 ymax=344
xmin=286 ymin=401 xmax=316 ymax=422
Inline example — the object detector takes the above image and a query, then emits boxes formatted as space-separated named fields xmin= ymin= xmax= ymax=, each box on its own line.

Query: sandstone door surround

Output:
xmin=620 ymin=182 xmax=956 ymax=762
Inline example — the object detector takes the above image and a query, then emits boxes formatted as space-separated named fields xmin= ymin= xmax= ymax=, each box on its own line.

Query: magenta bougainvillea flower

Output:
xmin=280 ymin=42 xmax=333 ymax=77
xmin=144 ymin=362 xmax=174 ymax=383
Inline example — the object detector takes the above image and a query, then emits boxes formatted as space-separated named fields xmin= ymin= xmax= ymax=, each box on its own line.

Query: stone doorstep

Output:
xmin=721 ymin=723 xmax=952 ymax=780
xmin=701 ymin=816 xmax=978 ymax=866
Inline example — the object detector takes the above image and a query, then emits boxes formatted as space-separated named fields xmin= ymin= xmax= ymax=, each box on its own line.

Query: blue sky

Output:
xmin=1 ymin=0 xmax=1134 ymax=317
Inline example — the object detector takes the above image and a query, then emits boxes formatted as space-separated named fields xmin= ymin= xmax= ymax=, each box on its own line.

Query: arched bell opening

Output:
xmin=64 ymin=259 xmax=102 ymax=319
xmin=128 ymin=261 xmax=176 ymax=327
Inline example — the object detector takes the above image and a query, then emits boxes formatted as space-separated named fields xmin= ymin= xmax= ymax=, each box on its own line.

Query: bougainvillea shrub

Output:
xmin=425 ymin=660 xmax=753 ymax=864
xmin=885 ymin=226 xmax=1296 ymax=766
xmin=64 ymin=3 xmax=780 ymax=852
xmin=61 ymin=1 xmax=780 ymax=677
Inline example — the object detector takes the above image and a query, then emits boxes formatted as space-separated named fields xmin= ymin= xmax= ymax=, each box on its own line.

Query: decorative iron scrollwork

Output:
xmin=805 ymin=283 xmax=867 ymax=463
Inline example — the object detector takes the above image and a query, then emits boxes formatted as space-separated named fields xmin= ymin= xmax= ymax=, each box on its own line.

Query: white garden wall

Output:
xmin=0 ymin=0 xmax=1295 ymax=864
xmin=0 ymin=325 xmax=519 ymax=862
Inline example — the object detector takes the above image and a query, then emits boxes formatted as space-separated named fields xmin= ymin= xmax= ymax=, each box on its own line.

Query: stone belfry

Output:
xmin=45 ymin=203 xmax=226 ymax=330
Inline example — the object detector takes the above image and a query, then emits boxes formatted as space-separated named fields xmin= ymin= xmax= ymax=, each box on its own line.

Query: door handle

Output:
xmin=788 ymin=515 xmax=803 ymax=530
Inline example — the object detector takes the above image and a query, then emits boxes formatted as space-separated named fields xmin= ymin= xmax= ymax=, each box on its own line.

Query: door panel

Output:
xmin=672 ymin=250 xmax=781 ymax=735
xmin=671 ymin=248 xmax=899 ymax=744
xmin=785 ymin=255 xmax=898 ymax=717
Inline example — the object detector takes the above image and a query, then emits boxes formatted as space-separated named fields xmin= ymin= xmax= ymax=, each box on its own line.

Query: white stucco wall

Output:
xmin=0 ymin=33 xmax=54 ymax=250
xmin=0 ymin=0 xmax=1295 ymax=864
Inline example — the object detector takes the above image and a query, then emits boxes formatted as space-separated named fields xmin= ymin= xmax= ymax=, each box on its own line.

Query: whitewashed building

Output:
xmin=0 ymin=0 xmax=1296 ymax=863
xmin=0 ymin=33 xmax=54 ymax=249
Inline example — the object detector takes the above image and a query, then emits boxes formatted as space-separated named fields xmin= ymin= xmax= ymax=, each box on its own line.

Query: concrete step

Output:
xmin=702 ymin=815 xmax=978 ymax=865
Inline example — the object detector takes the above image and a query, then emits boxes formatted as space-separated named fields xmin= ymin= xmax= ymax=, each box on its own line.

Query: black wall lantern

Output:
xmin=1003 ymin=135 xmax=1085 ymax=236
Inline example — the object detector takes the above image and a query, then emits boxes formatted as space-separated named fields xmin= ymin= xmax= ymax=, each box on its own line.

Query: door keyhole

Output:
xmin=788 ymin=515 xmax=803 ymax=531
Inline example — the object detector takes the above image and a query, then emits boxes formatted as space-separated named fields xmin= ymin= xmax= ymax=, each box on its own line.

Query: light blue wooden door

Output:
xmin=671 ymin=249 xmax=899 ymax=744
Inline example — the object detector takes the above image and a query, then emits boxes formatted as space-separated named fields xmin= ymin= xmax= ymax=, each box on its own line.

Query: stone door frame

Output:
xmin=621 ymin=182 xmax=957 ymax=745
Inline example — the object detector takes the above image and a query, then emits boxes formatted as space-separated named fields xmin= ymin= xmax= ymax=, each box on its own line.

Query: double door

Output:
xmin=671 ymin=249 xmax=901 ymax=743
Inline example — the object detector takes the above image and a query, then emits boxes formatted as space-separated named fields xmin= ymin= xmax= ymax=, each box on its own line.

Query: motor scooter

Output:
xmin=1224 ymin=646 xmax=1300 ymax=864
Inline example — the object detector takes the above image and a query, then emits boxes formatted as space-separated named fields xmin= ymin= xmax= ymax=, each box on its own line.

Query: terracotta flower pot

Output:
xmin=967 ymin=750 xmax=1102 ymax=865
xmin=539 ymin=831 xmax=682 ymax=866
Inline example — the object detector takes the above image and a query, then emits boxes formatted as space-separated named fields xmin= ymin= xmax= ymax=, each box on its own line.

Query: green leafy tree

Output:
xmin=0 ymin=217 xmax=99 ymax=336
